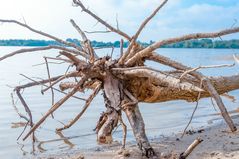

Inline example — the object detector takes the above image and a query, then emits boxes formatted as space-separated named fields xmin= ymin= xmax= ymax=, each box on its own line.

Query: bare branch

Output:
xmin=59 ymin=80 xmax=100 ymax=92
xmin=23 ymin=76 xmax=87 ymax=140
xmin=18 ymin=73 xmax=85 ymax=101
xmin=41 ymin=71 xmax=79 ymax=93
xmin=126 ymin=27 xmax=239 ymax=66
xmin=11 ymin=93 xmax=29 ymax=122
xmin=70 ymin=19 xmax=96 ymax=62
xmin=60 ymin=51 xmax=86 ymax=65
xmin=180 ymin=63 xmax=235 ymax=79
xmin=134 ymin=0 xmax=168 ymax=41
xmin=84 ymin=30 xmax=111 ymax=34
xmin=0 ymin=19 xmax=83 ymax=51
xmin=15 ymin=88 xmax=33 ymax=128
xmin=72 ymin=0 xmax=131 ymax=40
xmin=181 ymin=80 xmax=203 ymax=138
xmin=0 ymin=45 xmax=89 ymax=62
xmin=56 ymin=83 xmax=101 ymax=131
xmin=44 ymin=57 xmax=55 ymax=108
xmin=118 ymin=115 xmax=127 ymax=149
xmin=120 ymin=39 xmax=124 ymax=57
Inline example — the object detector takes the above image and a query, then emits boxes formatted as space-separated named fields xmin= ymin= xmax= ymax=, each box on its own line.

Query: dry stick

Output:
xmin=64 ymin=64 xmax=73 ymax=76
xmin=44 ymin=57 xmax=55 ymax=110
xmin=126 ymin=27 xmax=239 ymax=66
xmin=11 ymin=93 xmax=29 ymax=122
xmin=0 ymin=19 xmax=83 ymax=52
xmin=17 ymin=74 xmax=63 ymax=89
xmin=23 ymin=77 xmax=87 ymax=140
xmin=148 ymin=53 xmax=237 ymax=132
xmin=41 ymin=71 xmax=79 ymax=93
xmin=0 ymin=45 xmax=89 ymax=62
xmin=118 ymin=114 xmax=127 ymax=149
xmin=73 ymin=0 xmax=131 ymax=40
xmin=11 ymin=92 xmax=31 ymax=140
xmin=32 ymin=56 xmax=72 ymax=67
xmin=15 ymin=89 xmax=33 ymax=127
xmin=59 ymin=80 xmax=100 ymax=92
xmin=70 ymin=19 xmax=97 ymax=62
xmin=17 ymin=121 xmax=29 ymax=141
xmin=42 ymin=56 xmax=72 ymax=63
xmin=120 ymin=39 xmax=124 ymax=57
xmin=60 ymin=51 xmax=86 ymax=65
xmin=15 ymin=87 xmax=36 ymax=142
xmin=56 ymin=131 xmax=75 ymax=148
xmin=110 ymin=47 xmax=115 ymax=59
xmin=56 ymin=83 xmax=101 ymax=131
xmin=181 ymin=80 xmax=203 ymax=138
xmin=179 ymin=138 xmax=203 ymax=159
xmin=19 ymin=74 xmax=85 ymax=101
xmin=179 ymin=63 xmax=235 ymax=79
xmin=33 ymin=61 xmax=65 ymax=67
xmin=84 ymin=30 xmax=111 ymax=34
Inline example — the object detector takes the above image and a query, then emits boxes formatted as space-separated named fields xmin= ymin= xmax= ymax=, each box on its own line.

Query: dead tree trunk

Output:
xmin=1 ymin=0 xmax=239 ymax=158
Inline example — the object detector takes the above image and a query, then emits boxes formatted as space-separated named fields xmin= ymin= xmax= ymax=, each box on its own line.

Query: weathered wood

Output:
xmin=146 ymin=53 xmax=237 ymax=132
xmin=1 ymin=0 xmax=239 ymax=156
xmin=124 ymin=74 xmax=239 ymax=103
xmin=179 ymin=138 xmax=203 ymax=159
xmin=124 ymin=105 xmax=156 ymax=158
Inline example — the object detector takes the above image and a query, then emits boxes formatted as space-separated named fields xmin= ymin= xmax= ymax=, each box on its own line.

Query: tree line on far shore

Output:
xmin=0 ymin=38 xmax=239 ymax=49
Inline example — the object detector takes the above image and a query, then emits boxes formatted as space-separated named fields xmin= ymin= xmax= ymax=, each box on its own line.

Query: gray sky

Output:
xmin=0 ymin=0 xmax=239 ymax=42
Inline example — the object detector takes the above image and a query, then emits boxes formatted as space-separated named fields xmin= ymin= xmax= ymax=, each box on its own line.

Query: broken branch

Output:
xmin=179 ymin=137 xmax=203 ymax=159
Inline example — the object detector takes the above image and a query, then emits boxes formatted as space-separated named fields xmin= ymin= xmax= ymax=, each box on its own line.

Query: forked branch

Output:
xmin=72 ymin=0 xmax=131 ymax=40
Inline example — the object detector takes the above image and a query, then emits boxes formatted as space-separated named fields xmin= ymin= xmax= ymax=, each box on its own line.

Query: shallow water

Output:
xmin=0 ymin=47 xmax=239 ymax=159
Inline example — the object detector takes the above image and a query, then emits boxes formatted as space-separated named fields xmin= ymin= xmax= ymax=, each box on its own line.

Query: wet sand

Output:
xmin=39 ymin=114 xmax=239 ymax=159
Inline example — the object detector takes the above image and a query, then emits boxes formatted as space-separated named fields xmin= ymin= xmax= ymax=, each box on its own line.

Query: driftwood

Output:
xmin=1 ymin=0 xmax=239 ymax=158
xmin=179 ymin=137 xmax=203 ymax=159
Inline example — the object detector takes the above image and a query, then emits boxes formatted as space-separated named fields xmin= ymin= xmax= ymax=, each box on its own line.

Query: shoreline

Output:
xmin=38 ymin=114 xmax=239 ymax=159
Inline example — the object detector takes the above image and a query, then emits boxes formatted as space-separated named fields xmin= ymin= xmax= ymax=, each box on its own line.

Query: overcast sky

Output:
xmin=0 ymin=0 xmax=239 ymax=42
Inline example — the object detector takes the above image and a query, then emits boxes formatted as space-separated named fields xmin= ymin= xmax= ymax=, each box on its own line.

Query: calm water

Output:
xmin=0 ymin=47 xmax=239 ymax=159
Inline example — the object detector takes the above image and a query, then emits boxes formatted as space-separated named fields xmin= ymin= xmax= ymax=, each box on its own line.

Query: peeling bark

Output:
xmin=124 ymin=74 xmax=239 ymax=103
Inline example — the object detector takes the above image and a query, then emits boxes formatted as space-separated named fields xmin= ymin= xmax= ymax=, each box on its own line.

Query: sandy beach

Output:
xmin=38 ymin=114 xmax=239 ymax=159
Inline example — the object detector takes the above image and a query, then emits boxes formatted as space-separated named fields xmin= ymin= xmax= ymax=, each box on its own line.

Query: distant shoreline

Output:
xmin=1 ymin=39 xmax=239 ymax=49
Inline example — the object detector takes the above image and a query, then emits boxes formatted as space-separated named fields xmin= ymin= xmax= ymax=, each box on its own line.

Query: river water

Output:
xmin=0 ymin=47 xmax=239 ymax=159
